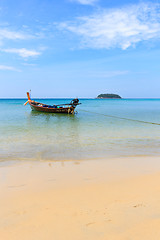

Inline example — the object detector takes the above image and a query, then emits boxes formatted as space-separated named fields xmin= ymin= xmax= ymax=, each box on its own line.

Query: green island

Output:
xmin=97 ymin=93 xmax=122 ymax=99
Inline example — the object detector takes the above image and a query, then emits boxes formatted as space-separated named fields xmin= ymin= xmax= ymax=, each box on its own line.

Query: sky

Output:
xmin=0 ymin=0 xmax=160 ymax=98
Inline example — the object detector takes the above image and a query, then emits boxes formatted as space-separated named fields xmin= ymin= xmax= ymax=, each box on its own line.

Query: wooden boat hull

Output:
xmin=30 ymin=102 xmax=75 ymax=114
xmin=25 ymin=92 xmax=80 ymax=114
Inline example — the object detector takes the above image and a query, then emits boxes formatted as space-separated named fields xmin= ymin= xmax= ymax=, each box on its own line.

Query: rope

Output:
xmin=79 ymin=109 xmax=160 ymax=126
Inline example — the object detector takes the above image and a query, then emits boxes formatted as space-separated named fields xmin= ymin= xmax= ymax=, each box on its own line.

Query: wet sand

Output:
xmin=1 ymin=156 xmax=160 ymax=240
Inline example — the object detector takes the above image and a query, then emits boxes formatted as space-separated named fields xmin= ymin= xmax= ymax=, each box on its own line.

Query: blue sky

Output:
xmin=0 ymin=0 xmax=160 ymax=98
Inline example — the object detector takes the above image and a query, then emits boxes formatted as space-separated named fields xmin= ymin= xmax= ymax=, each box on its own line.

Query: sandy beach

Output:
xmin=0 ymin=156 xmax=160 ymax=240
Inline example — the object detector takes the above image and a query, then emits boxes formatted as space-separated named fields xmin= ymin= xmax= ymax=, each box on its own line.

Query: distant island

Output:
xmin=97 ymin=93 xmax=122 ymax=99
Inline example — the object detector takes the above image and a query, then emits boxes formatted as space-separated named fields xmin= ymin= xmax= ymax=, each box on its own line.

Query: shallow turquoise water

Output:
xmin=1 ymin=98 xmax=160 ymax=161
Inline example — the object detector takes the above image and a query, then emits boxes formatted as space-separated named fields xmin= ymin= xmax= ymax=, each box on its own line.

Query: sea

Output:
xmin=1 ymin=98 xmax=160 ymax=162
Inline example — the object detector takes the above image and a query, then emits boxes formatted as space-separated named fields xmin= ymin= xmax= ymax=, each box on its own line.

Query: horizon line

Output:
xmin=1 ymin=97 xmax=160 ymax=99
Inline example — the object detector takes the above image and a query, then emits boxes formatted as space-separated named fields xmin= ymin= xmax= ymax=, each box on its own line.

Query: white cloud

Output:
xmin=58 ymin=2 xmax=160 ymax=49
xmin=1 ymin=48 xmax=41 ymax=58
xmin=0 ymin=65 xmax=20 ymax=72
xmin=70 ymin=0 xmax=98 ymax=5
xmin=0 ymin=29 xmax=31 ymax=42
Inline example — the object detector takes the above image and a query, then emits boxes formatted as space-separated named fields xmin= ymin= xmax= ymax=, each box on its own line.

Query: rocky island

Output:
xmin=97 ymin=93 xmax=122 ymax=99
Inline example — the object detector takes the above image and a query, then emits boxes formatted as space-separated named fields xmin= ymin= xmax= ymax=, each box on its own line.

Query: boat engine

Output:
xmin=70 ymin=98 xmax=80 ymax=106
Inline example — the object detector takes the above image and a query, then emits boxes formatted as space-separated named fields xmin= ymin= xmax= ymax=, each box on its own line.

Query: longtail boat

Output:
xmin=24 ymin=92 xmax=81 ymax=114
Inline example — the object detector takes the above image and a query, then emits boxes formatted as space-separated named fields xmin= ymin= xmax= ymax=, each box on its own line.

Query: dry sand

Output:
xmin=1 ymin=156 xmax=160 ymax=240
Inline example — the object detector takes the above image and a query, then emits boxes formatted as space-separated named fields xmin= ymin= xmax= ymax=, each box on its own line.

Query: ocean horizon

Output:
xmin=1 ymin=98 xmax=160 ymax=99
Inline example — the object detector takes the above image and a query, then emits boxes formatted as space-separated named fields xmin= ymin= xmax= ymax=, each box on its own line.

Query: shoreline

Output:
xmin=1 ymin=156 xmax=160 ymax=240
xmin=1 ymin=153 xmax=160 ymax=164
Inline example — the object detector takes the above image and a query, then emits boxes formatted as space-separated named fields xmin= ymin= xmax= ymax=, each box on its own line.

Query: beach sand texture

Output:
xmin=1 ymin=157 xmax=160 ymax=240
